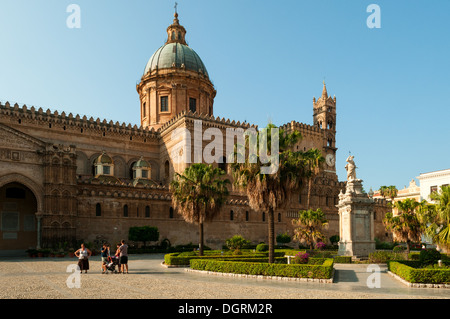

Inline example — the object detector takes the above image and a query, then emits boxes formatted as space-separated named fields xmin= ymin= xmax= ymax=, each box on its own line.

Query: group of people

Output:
xmin=73 ymin=240 xmax=129 ymax=274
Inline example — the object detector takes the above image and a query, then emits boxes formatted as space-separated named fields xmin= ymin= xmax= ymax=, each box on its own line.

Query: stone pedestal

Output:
xmin=337 ymin=179 xmax=376 ymax=258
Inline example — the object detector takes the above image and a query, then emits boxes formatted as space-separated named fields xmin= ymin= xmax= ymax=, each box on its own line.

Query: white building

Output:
xmin=417 ymin=168 xmax=450 ymax=202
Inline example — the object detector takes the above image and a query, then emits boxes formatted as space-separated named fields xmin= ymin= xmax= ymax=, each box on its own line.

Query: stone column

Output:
xmin=35 ymin=212 xmax=43 ymax=249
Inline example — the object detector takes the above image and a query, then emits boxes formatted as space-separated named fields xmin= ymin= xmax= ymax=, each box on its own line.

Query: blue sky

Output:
xmin=0 ymin=0 xmax=449 ymax=191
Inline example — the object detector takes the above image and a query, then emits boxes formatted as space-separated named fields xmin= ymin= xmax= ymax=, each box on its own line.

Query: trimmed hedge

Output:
xmin=190 ymin=258 xmax=334 ymax=279
xmin=164 ymin=251 xmax=285 ymax=266
xmin=333 ymin=256 xmax=352 ymax=264
xmin=388 ymin=261 xmax=450 ymax=284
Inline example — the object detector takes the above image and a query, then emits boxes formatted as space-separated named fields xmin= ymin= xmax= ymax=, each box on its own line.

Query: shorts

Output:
xmin=101 ymin=257 xmax=108 ymax=264
xmin=120 ymin=256 xmax=128 ymax=265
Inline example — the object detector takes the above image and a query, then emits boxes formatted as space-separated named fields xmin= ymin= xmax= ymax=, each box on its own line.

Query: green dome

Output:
xmin=94 ymin=152 xmax=113 ymax=165
xmin=133 ymin=157 xmax=151 ymax=169
xmin=144 ymin=42 xmax=209 ymax=78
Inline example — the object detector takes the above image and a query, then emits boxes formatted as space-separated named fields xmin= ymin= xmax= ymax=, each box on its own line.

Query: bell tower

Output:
xmin=313 ymin=82 xmax=337 ymax=173
xmin=313 ymin=81 xmax=336 ymax=132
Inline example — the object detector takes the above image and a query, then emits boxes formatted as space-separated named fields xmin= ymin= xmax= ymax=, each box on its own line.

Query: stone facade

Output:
xmin=0 ymin=12 xmax=390 ymax=251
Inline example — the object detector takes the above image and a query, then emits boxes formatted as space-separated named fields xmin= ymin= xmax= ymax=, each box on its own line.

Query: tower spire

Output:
xmin=322 ymin=80 xmax=328 ymax=99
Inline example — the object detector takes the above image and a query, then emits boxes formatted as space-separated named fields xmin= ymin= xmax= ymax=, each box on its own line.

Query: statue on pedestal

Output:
xmin=337 ymin=154 xmax=376 ymax=258
xmin=345 ymin=155 xmax=356 ymax=182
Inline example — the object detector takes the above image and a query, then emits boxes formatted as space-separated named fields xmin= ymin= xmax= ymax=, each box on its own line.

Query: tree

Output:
xmin=379 ymin=185 xmax=398 ymax=203
xmin=292 ymin=208 xmax=328 ymax=250
xmin=423 ymin=185 xmax=450 ymax=251
xmin=128 ymin=226 xmax=159 ymax=247
xmin=225 ymin=235 xmax=250 ymax=253
xmin=383 ymin=198 xmax=423 ymax=255
xmin=231 ymin=124 xmax=305 ymax=263
xmin=170 ymin=163 xmax=230 ymax=256
xmin=302 ymin=148 xmax=325 ymax=209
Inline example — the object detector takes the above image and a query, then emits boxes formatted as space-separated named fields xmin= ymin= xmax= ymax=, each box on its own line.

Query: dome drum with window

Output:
xmin=94 ymin=152 xmax=114 ymax=177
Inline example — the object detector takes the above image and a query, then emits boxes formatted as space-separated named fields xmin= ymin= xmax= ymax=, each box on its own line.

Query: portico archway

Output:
xmin=0 ymin=182 xmax=38 ymax=250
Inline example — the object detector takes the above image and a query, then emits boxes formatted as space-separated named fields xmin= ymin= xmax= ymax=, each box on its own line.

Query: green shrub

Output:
xmin=276 ymin=233 xmax=291 ymax=244
xmin=256 ymin=243 xmax=269 ymax=252
xmin=368 ymin=251 xmax=406 ymax=263
xmin=393 ymin=245 xmax=406 ymax=253
xmin=419 ymin=249 xmax=441 ymax=265
xmin=164 ymin=251 xmax=284 ymax=266
xmin=225 ymin=235 xmax=251 ymax=251
xmin=178 ymin=251 xmax=197 ymax=257
xmin=388 ymin=261 xmax=450 ymax=284
xmin=375 ymin=239 xmax=395 ymax=250
xmin=190 ymin=258 xmax=334 ymax=279
xmin=408 ymin=252 xmax=420 ymax=260
xmin=334 ymin=256 xmax=352 ymax=263
xmin=329 ymin=235 xmax=339 ymax=245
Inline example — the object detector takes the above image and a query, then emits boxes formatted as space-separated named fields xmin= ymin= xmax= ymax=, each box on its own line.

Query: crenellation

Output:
xmin=0 ymin=101 xmax=160 ymax=140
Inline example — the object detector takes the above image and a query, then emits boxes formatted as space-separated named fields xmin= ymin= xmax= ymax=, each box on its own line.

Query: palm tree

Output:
xmin=425 ymin=185 xmax=450 ymax=251
xmin=383 ymin=198 xmax=423 ymax=255
xmin=170 ymin=163 xmax=230 ymax=256
xmin=302 ymin=148 xmax=325 ymax=209
xmin=231 ymin=124 xmax=304 ymax=263
xmin=379 ymin=185 xmax=398 ymax=203
xmin=292 ymin=208 xmax=328 ymax=250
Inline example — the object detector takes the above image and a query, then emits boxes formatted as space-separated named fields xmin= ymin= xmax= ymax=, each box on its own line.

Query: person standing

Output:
xmin=101 ymin=243 xmax=110 ymax=274
xmin=75 ymin=243 xmax=92 ymax=274
xmin=119 ymin=239 xmax=129 ymax=274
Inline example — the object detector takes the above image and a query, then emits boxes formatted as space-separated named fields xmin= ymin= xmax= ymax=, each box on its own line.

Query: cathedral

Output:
xmin=0 ymin=12 xmax=390 ymax=252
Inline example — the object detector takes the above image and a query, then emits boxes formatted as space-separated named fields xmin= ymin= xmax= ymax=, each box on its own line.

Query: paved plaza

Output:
xmin=0 ymin=254 xmax=448 ymax=299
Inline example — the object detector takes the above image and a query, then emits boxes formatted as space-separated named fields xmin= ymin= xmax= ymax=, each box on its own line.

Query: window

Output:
xmin=95 ymin=203 xmax=101 ymax=216
xmin=142 ymin=170 xmax=148 ymax=179
xmin=230 ymin=210 xmax=234 ymax=221
xmin=262 ymin=212 xmax=265 ymax=222
xmin=123 ymin=205 xmax=128 ymax=217
xmin=430 ymin=186 xmax=438 ymax=194
xmin=143 ymin=102 xmax=146 ymax=117
xmin=245 ymin=211 xmax=249 ymax=222
xmin=145 ymin=206 xmax=150 ymax=218
xmin=165 ymin=160 xmax=170 ymax=180
xmin=298 ymin=193 xmax=302 ymax=204
xmin=169 ymin=207 xmax=174 ymax=219
xmin=278 ymin=213 xmax=281 ymax=222
xmin=160 ymin=96 xmax=169 ymax=112
xmin=189 ymin=98 xmax=197 ymax=113
xmin=103 ymin=166 xmax=110 ymax=175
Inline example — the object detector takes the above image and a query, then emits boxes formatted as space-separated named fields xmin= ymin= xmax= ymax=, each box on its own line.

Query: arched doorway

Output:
xmin=0 ymin=182 xmax=38 ymax=250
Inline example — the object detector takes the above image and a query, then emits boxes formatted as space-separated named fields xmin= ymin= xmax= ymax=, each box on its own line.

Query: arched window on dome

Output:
xmin=189 ymin=98 xmax=197 ymax=113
